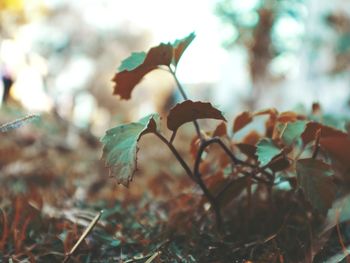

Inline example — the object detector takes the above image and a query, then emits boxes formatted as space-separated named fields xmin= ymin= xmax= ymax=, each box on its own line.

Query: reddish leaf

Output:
xmin=254 ymin=108 xmax=279 ymax=138
xmin=253 ymin=108 xmax=278 ymax=117
xmin=233 ymin=111 xmax=252 ymax=133
xmin=167 ymin=100 xmax=226 ymax=132
xmin=312 ymin=102 xmax=321 ymax=115
xmin=213 ymin=122 xmax=227 ymax=137
xmin=112 ymin=43 xmax=173 ymax=100
xmin=301 ymin=122 xmax=347 ymax=145
xmin=277 ymin=111 xmax=305 ymax=123
xmin=242 ymin=130 xmax=261 ymax=145
xmin=320 ymin=137 xmax=350 ymax=168
xmin=172 ymin=32 xmax=195 ymax=67
xmin=190 ymin=135 xmax=201 ymax=159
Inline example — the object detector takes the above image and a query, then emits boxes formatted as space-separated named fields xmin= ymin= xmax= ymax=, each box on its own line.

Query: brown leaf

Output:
xmin=213 ymin=122 xmax=227 ymax=137
xmin=320 ymin=136 xmax=350 ymax=168
xmin=189 ymin=135 xmax=201 ymax=159
xmin=254 ymin=108 xmax=279 ymax=138
xmin=167 ymin=100 xmax=226 ymax=132
xmin=112 ymin=43 xmax=173 ymax=100
xmin=253 ymin=108 xmax=278 ymax=117
xmin=277 ymin=111 xmax=305 ymax=123
xmin=312 ymin=102 xmax=321 ymax=115
xmin=268 ymin=157 xmax=290 ymax=172
xmin=172 ymin=32 xmax=195 ymax=67
xmin=235 ymin=143 xmax=257 ymax=159
xmin=233 ymin=111 xmax=253 ymax=133
xmin=301 ymin=122 xmax=347 ymax=145
xmin=242 ymin=130 xmax=261 ymax=145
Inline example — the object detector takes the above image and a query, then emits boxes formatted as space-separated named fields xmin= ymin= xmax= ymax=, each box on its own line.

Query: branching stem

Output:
xmin=168 ymin=66 xmax=202 ymax=141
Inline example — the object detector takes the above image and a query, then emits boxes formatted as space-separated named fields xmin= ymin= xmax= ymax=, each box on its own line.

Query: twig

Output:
xmin=0 ymin=114 xmax=40 ymax=133
xmin=194 ymin=138 xmax=223 ymax=229
xmin=63 ymin=210 xmax=103 ymax=263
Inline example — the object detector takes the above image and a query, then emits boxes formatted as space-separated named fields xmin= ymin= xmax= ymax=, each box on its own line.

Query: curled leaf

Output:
xmin=112 ymin=44 xmax=173 ymax=100
xmin=100 ymin=114 xmax=160 ymax=186
xmin=167 ymin=100 xmax=226 ymax=132
xmin=112 ymin=33 xmax=195 ymax=100
xmin=172 ymin=32 xmax=195 ymax=67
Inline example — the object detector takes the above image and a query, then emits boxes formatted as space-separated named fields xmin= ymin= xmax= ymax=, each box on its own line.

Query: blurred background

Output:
xmin=1 ymin=0 xmax=350 ymax=135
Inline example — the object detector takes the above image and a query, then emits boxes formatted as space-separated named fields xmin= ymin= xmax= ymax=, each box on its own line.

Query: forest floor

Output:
xmin=0 ymin=105 xmax=348 ymax=263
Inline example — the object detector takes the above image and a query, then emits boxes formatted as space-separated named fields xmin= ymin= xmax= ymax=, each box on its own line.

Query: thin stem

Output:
xmin=194 ymin=139 xmax=222 ymax=229
xmin=170 ymin=130 xmax=177 ymax=144
xmin=155 ymin=131 xmax=221 ymax=227
xmin=154 ymin=131 xmax=195 ymax=182
xmin=168 ymin=66 xmax=188 ymax=100
xmin=168 ymin=66 xmax=202 ymax=140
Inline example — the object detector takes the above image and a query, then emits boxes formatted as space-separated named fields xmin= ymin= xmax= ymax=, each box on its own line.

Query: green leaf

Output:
xmin=118 ymin=52 xmax=146 ymax=71
xmin=255 ymin=138 xmax=282 ymax=166
xmin=100 ymin=114 xmax=160 ymax=186
xmin=281 ymin=120 xmax=307 ymax=145
xmin=296 ymin=158 xmax=336 ymax=215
